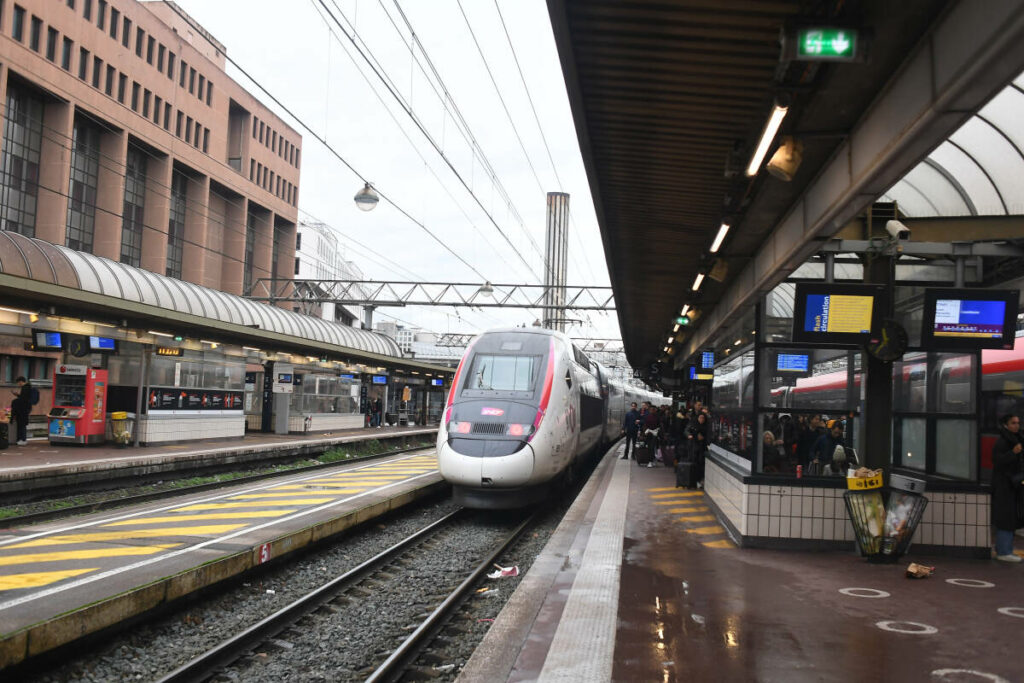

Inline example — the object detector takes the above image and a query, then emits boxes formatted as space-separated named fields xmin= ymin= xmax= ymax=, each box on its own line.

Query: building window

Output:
xmin=105 ymin=64 xmax=115 ymax=96
xmin=0 ymin=85 xmax=44 ymax=237
xmin=76 ymin=46 xmax=88 ymax=78
xmin=83 ymin=0 xmax=91 ymax=21
xmin=202 ymin=128 xmax=209 ymax=153
xmin=108 ymin=7 xmax=118 ymax=39
xmin=152 ymin=95 xmax=161 ymax=123
xmin=117 ymin=73 xmax=127 ymax=103
xmin=185 ymin=116 xmax=192 ymax=142
xmin=243 ymin=211 xmax=257 ymax=293
xmin=157 ymin=44 xmax=164 ymax=71
xmin=294 ymin=257 xmax=300 ymax=276
xmin=259 ymin=121 xmax=264 ymax=143
xmin=295 ymin=232 xmax=301 ymax=251
xmin=146 ymin=35 xmax=154 ymax=64
xmin=131 ymin=82 xmax=139 ymax=111
xmin=121 ymin=17 xmax=130 ymax=48
xmin=66 ymin=0 xmax=74 ymax=9
xmin=134 ymin=27 xmax=143 ymax=57
xmin=249 ymin=159 xmax=255 ymax=181
xmin=205 ymin=82 xmax=212 ymax=106
xmin=166 ymin=171 xmax=186 ymax=279
xmin=45 ymin=27 xmax=58 ymax=61
xmin=179 ymin=60 xmax=187 ymax=87
xmin=97 ymin=0 xmax=106 ymax=30
xmin=28 ymin=14 xmax=40 ymax=51
xmin=142 ymin=89 xmax=150 ymax=118
xmin=12 ymin=4 xmax=25 ymax=42
xmin=252 ymin=117 xmax=258 ymax=139
xmin=188 ymin=67 xmax=195 ymax=94
xmin=92 ymin=56 xmax=103 ymax=88
xmin=163 ymin=102 xmax=171 ymax=130
xmin=119 ymin=146 xmax=146 ymax=267
xmin=65 ymin=116 xmax=100 ymax=252
xmin=167 ymin=52 xmax=175 ymax=79
xmin=175 ymin=111 xmax=183 ymax=137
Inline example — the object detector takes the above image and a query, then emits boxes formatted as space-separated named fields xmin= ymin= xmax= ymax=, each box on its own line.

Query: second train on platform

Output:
xmin=437 ymin=328 xmax=662 ymax=508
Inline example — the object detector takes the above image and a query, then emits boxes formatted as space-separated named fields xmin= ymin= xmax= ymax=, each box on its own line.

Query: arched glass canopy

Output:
xmin=882 ymin=71 xmax=1024 ymax=217
xmin=0 ymin=232 xmax=403 ymax=358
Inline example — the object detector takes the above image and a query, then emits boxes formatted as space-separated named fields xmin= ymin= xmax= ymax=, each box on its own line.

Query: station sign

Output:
xmin=272 ymin=363 xmax=295 ymax=394
xmin=155 ymin=347 xmax=183 ymax=356
xmin=792 ymin=27 xmax=861 ymax=61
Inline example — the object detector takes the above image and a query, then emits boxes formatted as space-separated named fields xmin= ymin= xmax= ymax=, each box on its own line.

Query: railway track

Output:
xmin=154 ymin=507 xmax=537 ymax=683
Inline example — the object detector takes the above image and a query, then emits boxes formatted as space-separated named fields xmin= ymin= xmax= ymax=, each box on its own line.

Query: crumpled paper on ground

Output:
xmin=905 ymin=562 xmax=935 ymax=578
xmin=487 ymin=564 xmax=520 ymax=579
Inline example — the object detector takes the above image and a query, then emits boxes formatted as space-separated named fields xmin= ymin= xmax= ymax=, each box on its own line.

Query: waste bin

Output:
xmin=844 ymin=472 xmax=927 ymax=563
xmin=109 ymin=411 xmax=134 ymax=447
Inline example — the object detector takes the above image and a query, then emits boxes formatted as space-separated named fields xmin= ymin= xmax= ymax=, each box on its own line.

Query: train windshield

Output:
xmin=467 ymin=354 xmax=537 ymax=392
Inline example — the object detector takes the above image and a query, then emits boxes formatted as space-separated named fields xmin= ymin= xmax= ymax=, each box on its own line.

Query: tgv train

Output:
xmin=437 ymin=328 xmax=663 ymax=508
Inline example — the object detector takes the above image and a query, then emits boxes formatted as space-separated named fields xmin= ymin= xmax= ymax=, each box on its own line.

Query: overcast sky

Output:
xmin=175 ymin=0 xmax=620 ymax=341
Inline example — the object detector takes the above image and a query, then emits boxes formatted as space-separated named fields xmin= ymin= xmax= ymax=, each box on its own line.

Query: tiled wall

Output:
xmin=136 ymin=415 xmax=244 ymax=444
xmin=287 ymin=414 xmax=364 ymax=433
xmin=705 ymin=456 xmax=991 ymax=552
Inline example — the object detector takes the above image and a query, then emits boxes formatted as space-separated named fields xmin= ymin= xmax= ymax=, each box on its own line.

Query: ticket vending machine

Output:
xmin=49 ymin=365 xmax=108 ymax=444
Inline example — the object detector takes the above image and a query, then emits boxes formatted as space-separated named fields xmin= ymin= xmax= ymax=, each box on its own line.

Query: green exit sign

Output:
xmin=795 ymin=27 xmax=859 ymax=60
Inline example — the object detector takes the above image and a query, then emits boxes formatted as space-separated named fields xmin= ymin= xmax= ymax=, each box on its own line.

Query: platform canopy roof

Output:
xmin=0 ymin=231 xmax=435 ymax=368
xmin=547 ymin=0 xmax=1024 ymax=375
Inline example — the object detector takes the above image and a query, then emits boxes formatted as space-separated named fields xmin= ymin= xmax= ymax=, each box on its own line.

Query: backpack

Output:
xmin=30 ymin=386 xmax=40 ymax=406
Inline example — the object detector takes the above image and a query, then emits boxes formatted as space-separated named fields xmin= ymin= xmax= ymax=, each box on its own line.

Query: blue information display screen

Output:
xmin=430 ymin=378 xmax=444 ymax=386
xmin=803 ymin=293 xmax=873 ymax=333
xmin=338 ymin=374 xmax=355 ymax=380
xmin=372 ymin=375 xmax=388 ymax=385
xmin=89 ymin=336 xmax=116 ymax=350
xmin=34 ymin=331 xmax=62 ymax=349
xmin=933 ymin=299 xmax=1006 ymax=339
xmin=776 ymin=353 xmax=809 ymax=373
xmin=700 ymin=351 xmax=714 ymax=369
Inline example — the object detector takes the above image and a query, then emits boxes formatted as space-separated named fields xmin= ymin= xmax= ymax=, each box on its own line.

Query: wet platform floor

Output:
xmin=463 ymin=447 xmax=1024 ymax=683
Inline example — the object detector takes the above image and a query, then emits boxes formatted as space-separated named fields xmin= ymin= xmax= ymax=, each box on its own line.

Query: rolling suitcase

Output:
xmin=634 ymin=445 xmax=653 ymax=465
xmin=675 ymin=460 xmax=697 ymax=488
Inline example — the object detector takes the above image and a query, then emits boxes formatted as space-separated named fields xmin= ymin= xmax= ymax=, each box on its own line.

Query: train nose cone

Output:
xmin=438 ymin=440 xmax=535 ymax=487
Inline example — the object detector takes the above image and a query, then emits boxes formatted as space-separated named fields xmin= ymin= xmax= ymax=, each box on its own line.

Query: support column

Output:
xmin=220 ymin=195 xmax=247 ymax=295
xmin=36 ymin=100 xmax=74 ymax=246
xmin=92 ymin=127 xmax=127 ymax=261
xmin=181 ymin=174 xmax=210 ymax=286
xmin=140 ymin=153 xmax=172 ymax=275
xmin=862 ymin=253 xmax=895 ymax=471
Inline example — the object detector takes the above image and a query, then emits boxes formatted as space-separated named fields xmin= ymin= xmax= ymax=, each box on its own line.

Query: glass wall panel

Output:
xmin=0 ymin=85 xmax=44 ymax=236
xmin=935 ymin=419 xmax=976 ymax=480
xmin=289 ymin=372 xmax=360 ymax=414
xmin=893 ymin=353 xmax=928 ymax=412
xmin=65 ymin=116 xmax=101 ymax=252
xmin=894 ymin=417 xmax=927 ymax=471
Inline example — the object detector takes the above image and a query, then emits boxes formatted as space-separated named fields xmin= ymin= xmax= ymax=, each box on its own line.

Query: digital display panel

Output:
xmin=430 ymin=378 xmax=444 ymax=386
xmin=33 ymin=331 xmax=63 ymax=349
xmin=933 ymin=299 xmax=1006 ymax=338
xmin=277 ymin=373 xmax=293 ymax=383
xmin=700 ymin=351 xmax=715 ymax=369
xmin=791 ymin=283 xmax=885 ymax=344
xmin=803 ymin=294 xmax=873 ymax=334
xmin=372 ymin=375 xmax=388 ymax=385
xmin=88 ymin=336 xmax=116 ymax=351
xmin=776 ymin=353 xmax=810 ymax=373
xmin=338 ymin=374 xmax=355 ymax=380
xmin=688 ymin=367 xmax=713 ymax=381
xmin=921 ymin=288 xmax=1019 ymax=350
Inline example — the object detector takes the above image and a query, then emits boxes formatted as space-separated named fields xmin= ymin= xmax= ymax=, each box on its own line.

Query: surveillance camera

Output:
xmin=885 ymin=220 xmax=910 ymax=240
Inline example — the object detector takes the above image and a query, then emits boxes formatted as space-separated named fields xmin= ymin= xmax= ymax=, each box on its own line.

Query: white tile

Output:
xmin=812 ymin=497 xmax=824 ymax=518
xmin=780 ymin=495 xmax=792 ymax=517
xmin=747 ymin=494 xmax=758 ymax=515
xmin=769 ymin=516 xmax=780 ymax=537
xmin=966 ymin=504 xmax=977 ymax=525
xmin=758 ymin=516 xmax=770 ymax=536
xmin=955 ymin=504 xmax=966 ymax=525
xmin=769 ymin=495 xmax=780 ymax=517
xmin=943 ymin=525 xmax=955 ymax=546
xmin=802 ymin=497 xmax=814 ymax=517
xmin=801 ymin=518 xmax=813 ymax=539
xmin=812 ymin=518 xmax=823 ymax=539
xmin=833 ymin=498 xmax=845 ymax=519
xmin=920 ymin=523 xmax=932 ymax=545
xmin=780 ymin=517 xmax=792 ymax=538
xmin=954 ymin=525 xmax=966 ymax=546
xmin=822 ymin=522 xmax=835 ymax=540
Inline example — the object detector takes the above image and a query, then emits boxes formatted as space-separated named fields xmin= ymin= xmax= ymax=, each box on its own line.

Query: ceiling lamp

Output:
xmin=766 ymin=136 xmax=804 ymax=181
xmin=691 ymin=273 xmax=705 ymax=292
xmin=746 ymin=100 xmax=790 ymax=176
xmin=354 ymin=182 xmax=379 ymax=211
xmin=709 ymin=223 xmax=731 ymax=253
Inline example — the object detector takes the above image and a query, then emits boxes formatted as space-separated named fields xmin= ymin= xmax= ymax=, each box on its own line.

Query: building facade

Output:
xmin=294 ymin=220 xmax=366 ymax=327
xmin=0 ymin=0 xmax=301 ymax=294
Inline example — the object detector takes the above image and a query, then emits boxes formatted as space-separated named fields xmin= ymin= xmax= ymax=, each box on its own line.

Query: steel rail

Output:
xmin=155 ymin=509 xmax=467 ymax=683
xmin=365 ymin=510 xmax=538 ymax=683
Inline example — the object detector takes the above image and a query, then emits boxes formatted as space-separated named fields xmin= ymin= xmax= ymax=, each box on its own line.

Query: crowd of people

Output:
xmin=761 ymin=412 xmax=858 ymax=476
xmin=621 ymin=400 xmax=711 ymax=485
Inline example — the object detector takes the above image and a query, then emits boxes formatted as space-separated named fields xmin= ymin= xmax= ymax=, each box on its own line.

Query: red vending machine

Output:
xmin=48 ymin=365 xmax=108 ymax=445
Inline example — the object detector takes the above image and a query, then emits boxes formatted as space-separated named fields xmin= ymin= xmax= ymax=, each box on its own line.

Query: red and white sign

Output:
xmin=481 ymin=407 xmax=505 ymax=416
xmin=258 ymin=543 xmax=271 ymax=564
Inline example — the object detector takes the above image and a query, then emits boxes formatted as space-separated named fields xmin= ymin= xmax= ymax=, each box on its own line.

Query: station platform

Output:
xmin=0 ymin=449 xmax=444 ymax=669
xmin=0 ymin=425 xmax=438 ymax=497
xmin=462 ymin=444 xmax=1024 ymax=683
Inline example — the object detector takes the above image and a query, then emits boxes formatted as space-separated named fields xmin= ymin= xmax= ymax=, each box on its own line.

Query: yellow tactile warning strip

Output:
xmin=647 ymin=487 xmax=735 ymax=549
xmin=0 ymin=453 xmax=439 ymax=595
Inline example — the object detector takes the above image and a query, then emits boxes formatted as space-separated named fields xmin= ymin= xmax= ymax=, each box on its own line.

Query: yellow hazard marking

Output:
xmin=651 ymin=492 xmax=704 ymax=499
xmin=648 ymin=487 xmax=679 ymax=492
xmin=172 ymin=500 xmax=334 ymax=511
xmin=268 ymin=486 xmax=365 ymax=493
xmin=228 ymin=492 xmax=346 ymax=499
xmin=702 ymin=539 xmax=735 ymax=549
xmin=677 ymin=515 xmax=716 ymax=523
xmin=655 ymin=498 xmax=703 ymax=505
xmin=6 ymin=525 xmax=246 ymax=548
xmin=666 ymin=507 xmax=709 ymax=514
xmin=0 ymin=567 xmax=98 ymax=591
xmin=686 ymin=525 xmax=725 ymax=535
xmin=0 ymin=544 xmax=181 ymax=566
xmin=102 ymin=511 xmax=295 ymax=526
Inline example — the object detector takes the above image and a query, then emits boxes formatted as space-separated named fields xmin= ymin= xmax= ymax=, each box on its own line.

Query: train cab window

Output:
xmin=466 ymin=354 xmax=536 ymax=392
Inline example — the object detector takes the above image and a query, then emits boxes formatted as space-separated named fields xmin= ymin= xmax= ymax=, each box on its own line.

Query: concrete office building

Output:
xmin=0 ymin=0 xmax=301 ymax=295
xmin=294 ymin=220 xmax=366 ymax=327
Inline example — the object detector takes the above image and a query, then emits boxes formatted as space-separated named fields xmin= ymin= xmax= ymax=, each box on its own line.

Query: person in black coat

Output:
xmin=10 ymin=377 xmax=32 ymax=445
xmin=991 ymin=413 xmax=1024 ymax=562
xmin=621 ymin=402 xmax=640 ymax=460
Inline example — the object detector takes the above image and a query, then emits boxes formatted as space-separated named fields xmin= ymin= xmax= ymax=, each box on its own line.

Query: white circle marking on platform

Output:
xmin=876 ymin=620 xmax=938 ymax=634
xmin=945 ymin=578 xmax=994 ymax=588
xmin=839 ymin=587 xmax=890 ymax=599
xmin=996 ymin=607 xmax=1024 ymax=619
xmin=931 ymin=669 xmax=1010 ymax=682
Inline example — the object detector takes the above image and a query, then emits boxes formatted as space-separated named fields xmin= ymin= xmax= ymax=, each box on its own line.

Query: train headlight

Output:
xmin=454 ymin=421 xmax=472 ymax=434
xmin=507 ymin=423 xmax=530 ymax=437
